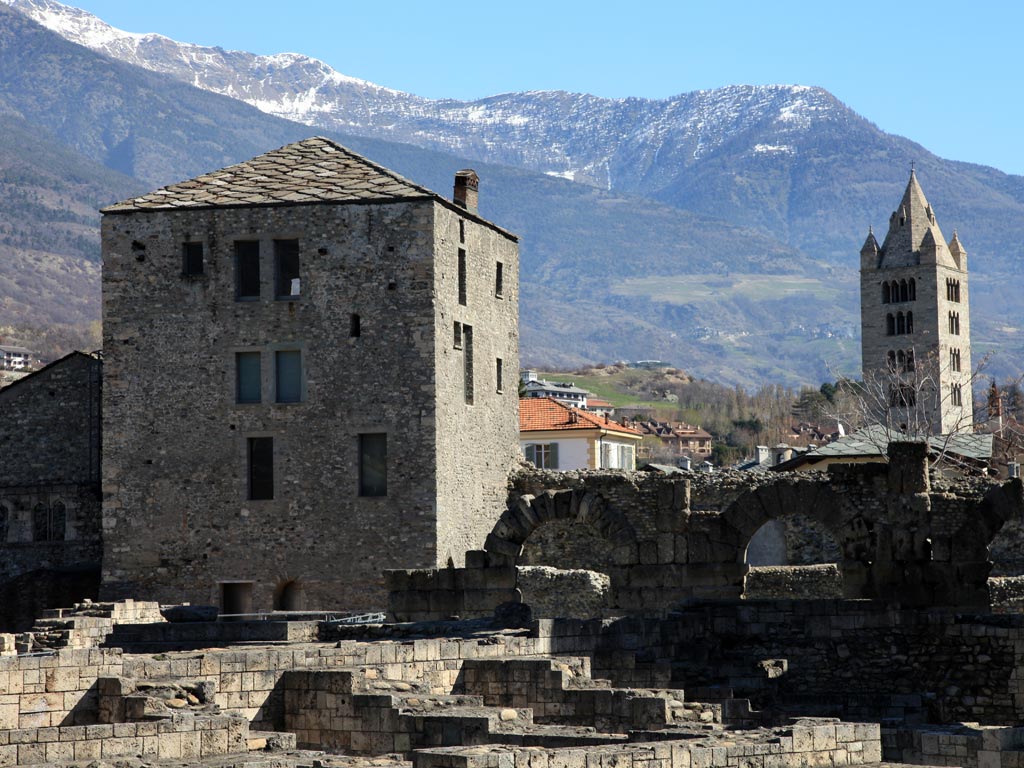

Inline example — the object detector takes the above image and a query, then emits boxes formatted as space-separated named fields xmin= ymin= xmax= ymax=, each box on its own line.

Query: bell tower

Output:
xmin=859 ymin=170 xmax=972 ymax=434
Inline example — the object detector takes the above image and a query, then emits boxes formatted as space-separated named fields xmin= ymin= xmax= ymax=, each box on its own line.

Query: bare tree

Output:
xmin=825 ymin=347 xmax=991 ymax=467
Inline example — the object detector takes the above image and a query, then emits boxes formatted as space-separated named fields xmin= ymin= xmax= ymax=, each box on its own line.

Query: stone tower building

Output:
xmin=860 ymin=171 xmax=972 ymax=435
xmin=100 ymin=137 xmax=519 ymax=613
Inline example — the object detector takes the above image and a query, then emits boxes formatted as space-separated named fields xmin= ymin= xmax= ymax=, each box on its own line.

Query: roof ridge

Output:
xmin=311 ymin=136 xmax=436 ymax=197
xmin=101 ymin=136 xmax=435 ymax=212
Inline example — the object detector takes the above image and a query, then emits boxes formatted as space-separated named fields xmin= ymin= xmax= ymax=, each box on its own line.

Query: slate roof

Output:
xmin=519 ymin=398 xmax=642 ymax=437
xmin=102 ymin=137 xmax=435 ymax=213
xmin=772 ymin=425 xmax=993 ymax=470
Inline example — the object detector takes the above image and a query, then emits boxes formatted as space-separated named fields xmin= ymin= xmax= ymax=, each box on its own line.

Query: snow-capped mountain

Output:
xmin=1 ymin=0 xmax=850 ymax=193
xmin=3 ymin=0 xmax=1024 ymax=384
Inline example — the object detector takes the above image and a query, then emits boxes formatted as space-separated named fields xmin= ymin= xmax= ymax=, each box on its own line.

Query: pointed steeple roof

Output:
xmin=877 ymin=170 xmax=950 ymax=267
xmin=103 ymin=137 xmax=435 ymax=212
xmin=860 ymin=227 xmax=879 ymax=255
xmin=949 ymin=229 xmax=966 ymax=256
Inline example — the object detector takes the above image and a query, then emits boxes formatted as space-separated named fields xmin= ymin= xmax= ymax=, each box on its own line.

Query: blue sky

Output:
xmin=71 ymin=0 xmax=1023 ymax=175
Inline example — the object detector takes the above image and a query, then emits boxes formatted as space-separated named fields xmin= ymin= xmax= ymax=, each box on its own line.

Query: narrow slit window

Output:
xmin=458 ymin=248 xmax=467 ymax=306
xmin=275 ymin=350 xmax=303 ymax=403
xmin=182 ymin=242 xmax=204 ymax=276
xmin=495 ymin=262 xmax=504 ymax=298
xmin=248 ymin=437 xmax=274 ymax=500
xmin=496 ymin=357 xmax=503 ymax=393
xmin=453 ymin=321 xmax=463 ymax=350
xmin=236 ymin=352 xmax=261 ymax=404
xmin=350 ymin=314 xmax=361 ymax=338
xmin=463 ymin=324 xmax=474 ymax=404
xmin=275 ymin=239 xmax=300 ymax=298
xmin=235 ymin=241 xmax=260 ymax=299
xmin=359 ymin=433 xmax=388 ymax=497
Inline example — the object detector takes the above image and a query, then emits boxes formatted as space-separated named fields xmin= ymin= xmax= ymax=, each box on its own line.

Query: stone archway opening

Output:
xmin=486 ymin=490 xmax=638 ymax=618
xmin=742 ymin=513 xmax=843 ymax=599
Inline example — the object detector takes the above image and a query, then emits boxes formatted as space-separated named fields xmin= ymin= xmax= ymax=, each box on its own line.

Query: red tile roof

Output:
xmin=520 ymin=398 xmax=642 ymax=436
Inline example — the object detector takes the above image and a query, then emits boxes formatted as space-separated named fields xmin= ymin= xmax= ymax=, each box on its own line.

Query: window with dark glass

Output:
xmin=275 ymin=239 xmax=300 ymax=298
xmin=359 ymin=433 xmax=387 ymax=497
xmin=524 ymin=443 xmax=558 ymax=469
xmin=235 ymin=241 xmax=260 ymax=299
xmin=248 ymin=437 xmax=274 ymax=500
xmin=275 ymin=350 xmax=302 ymax=403
xmin=182 ymin=242 xmax=204 ymax=276
xmin=236 ymin=352 xmax=261 ymax=404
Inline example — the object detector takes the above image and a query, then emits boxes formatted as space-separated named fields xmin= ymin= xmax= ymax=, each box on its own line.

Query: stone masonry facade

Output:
xmin=0 ymin=352 xmax=102 ymax=631
xmin=100 ymin=138 xmax=519 ymax=612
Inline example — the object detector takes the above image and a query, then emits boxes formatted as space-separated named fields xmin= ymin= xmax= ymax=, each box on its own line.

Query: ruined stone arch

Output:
xmin=719 ymin=480 xmax=851 ymax=565
xmin=952 ymin=479 xmax=1024 ymax=567
xmin=484 ymin=489 xmax=637 ymax=566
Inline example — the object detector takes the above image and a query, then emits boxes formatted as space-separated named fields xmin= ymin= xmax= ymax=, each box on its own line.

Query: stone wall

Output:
xmin=101 ymin=196 xmax=518 ymax=612
xmin=516 ymin=567 xmax=609 ymax=619
xmin=0 ymin=353 xmax=100 ymax=488
xmin=390 ymin=447 xmax=1024 ymax=620
xmin=432 ymin=203 xmax=520 ymax=568
xmin=560 ymin=603 xmax=1024 ymax=726
xmin=743 ymin=565 xmax=843 ymax=600
xmin=0 ymin=647 xmax=123 ymax=729
xmin=0 ymin=353 xmax=103 ymax=631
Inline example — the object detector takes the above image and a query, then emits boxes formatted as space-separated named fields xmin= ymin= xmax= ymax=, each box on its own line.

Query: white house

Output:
xmin=520 ymin=397 xmax=642 ymax=470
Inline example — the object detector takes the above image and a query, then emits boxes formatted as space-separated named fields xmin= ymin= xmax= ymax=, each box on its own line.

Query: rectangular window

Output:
xmin=495 ymin=262 xmax=504 ymax=298
xmin=248 ymin=437 xmax=273 ymax=500
xmin=619 ymin=444 xmax=635 ymax=471
xmin=182 ymin=242 xmax=204 ymax=276
xmin=463 ymin=324 xmax=474 ymax=404
xmin=524 ymin=443 xmax=558 ymax=469
xmin=275 ymin=350 xmax=302 ymax=403
xmin=236 ymin=352 xmax=261 ymax=404
xmin=359 ymin=433 xmax=387 ymax=497
xmin=459 ymin=220 xmax=465 ymax=243
xmin=496 ymin=358 xmax=503 ymax=393
xmin=453 ymin=321 xmax=463 ymax=349
xmin=235 ymin=241 xmax=260 ymax=299
xmin=275 ymin=239 xmax=300 ymax=298
xmin=350 ymin=314 xmax=361 ymax=338
xmin=458 ymin=248 xmax=467 ymax=306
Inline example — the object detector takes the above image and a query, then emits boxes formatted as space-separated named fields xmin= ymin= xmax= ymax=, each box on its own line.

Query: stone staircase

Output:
xmin=15 ymin=599 xmax=164 ymax=652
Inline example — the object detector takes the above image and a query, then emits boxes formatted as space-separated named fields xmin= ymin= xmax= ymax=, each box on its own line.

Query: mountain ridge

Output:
xmin=0 ymin=0 xmax=1022 ymax=387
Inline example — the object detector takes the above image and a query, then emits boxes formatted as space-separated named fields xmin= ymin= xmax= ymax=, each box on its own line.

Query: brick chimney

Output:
xmin=453 ymin=169 xmax=479 ymax=214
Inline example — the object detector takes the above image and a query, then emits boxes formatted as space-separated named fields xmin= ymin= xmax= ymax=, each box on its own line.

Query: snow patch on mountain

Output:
xmin=2 ymin=0 xmax=848 ymax=194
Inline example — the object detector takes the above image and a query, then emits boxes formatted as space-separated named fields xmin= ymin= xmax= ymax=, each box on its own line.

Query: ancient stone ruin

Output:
xmin=1 ymin=442 xmax=1023 ymax=768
